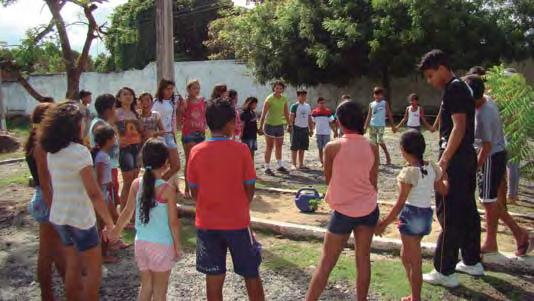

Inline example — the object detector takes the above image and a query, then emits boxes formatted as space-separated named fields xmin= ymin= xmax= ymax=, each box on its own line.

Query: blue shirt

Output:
xmin=370 ymin=100 xmax=387 ymax=127
xmin=135 ymin=179 xmax=173 ymax=245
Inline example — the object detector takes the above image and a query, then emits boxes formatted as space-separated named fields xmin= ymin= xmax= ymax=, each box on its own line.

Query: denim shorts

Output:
xmin=162 ymin=133 xmax=178 ymax=149
xmin=101 ymin=184 xmax=114 ymax=206
xmin=264 ymin=124 xmax=285 ymax=138
xmin=28 ymin=186 xmax=49 ymax=223
xmin=327 ymin=206 xmax=380 ymax=235
xmin=242 ymin=139 xmax=258 ymax=151
xmin=398 ymin=204 xmax=433 ymax=237
xmin=196 ymin=228 xmax=262 ymax=278
xmin=316 ymin=134 xmax=330 ymax=150
xmin=182 ymin=132 xmax=205 ymax=145
xmin=119 ymin=144 xmax=141 ymax=171
xmin=53 ymin=224 xmax=100 ymax=252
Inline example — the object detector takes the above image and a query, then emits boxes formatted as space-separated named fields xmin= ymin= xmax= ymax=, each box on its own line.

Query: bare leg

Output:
xmin=120 ymin=169 xmax=139 ymax=211
xmin=264 ymin=137 xmax=274 ymax=167
xmin=245 ymin=277 xmax=265 ymax=301
xmin=379 ymin=143 xmax=391 ymax=164
xmin=318 ymin=148 xmax=324 ymax=166
xmin=481 ymin=202 xmax=499 ymax=253
xmin=497 ymin=179 xmax=529 ymax=248
xmin=182 ymin=143 xmax=195 ymax=198
xmin=152 ymin=270 xmax=171 ymax=301
xmin=79 ymin=244 xmax=103 ymax=301
xmin=353 ymin=226 xmax=374 ymax=301
xmin=206 ymin=274 xmax=225 ymax=301
xmin=274 ymin=137 xmax=284 ymax=162
xmin=138 ymin=271 xmax=153 ymax=301
xmin=291 ymin=150 xmax=298 ymax=168
xmin=401 ymin=235 xmax=423 ymax=301
xmin=38 ymin=223 xmax=64 ymax=301
xmin=305 ymin=231 xmax=350 ymax=301
xmin=63 ymin=246 xmax=82 ymax=301
xmin=298 ymin=150 xmax=305 ymax=168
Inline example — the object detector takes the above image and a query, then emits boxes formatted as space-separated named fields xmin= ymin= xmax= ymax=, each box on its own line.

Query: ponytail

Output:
xmin=140 ymin=166 xmax=156 ymax=224
xmin=417 ymin=154 xmax=428 ymax=178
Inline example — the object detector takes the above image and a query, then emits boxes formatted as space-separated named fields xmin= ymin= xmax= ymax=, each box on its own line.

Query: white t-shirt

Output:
xmin=312 ymin=115 xmax=334 ymax=135
xmin=152 ymin=99 xmax=176 ymax=132
xmin=290 ymin=102 xmax=311 ymax=128
xmin=48 ymin=143 xmax=96 ymax=229
xmin=397 ymin=161 xmax=442 ymax=208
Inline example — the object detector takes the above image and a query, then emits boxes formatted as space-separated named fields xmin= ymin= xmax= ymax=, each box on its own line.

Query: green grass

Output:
xmin=0 ymin=169 xmax=30 ymax=189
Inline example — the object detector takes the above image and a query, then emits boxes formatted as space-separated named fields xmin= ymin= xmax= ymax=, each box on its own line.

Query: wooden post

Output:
xmin=0 ymin=66 xmax=6 ymax=131
xmin=156 ymin=0 xmax=175 ymax=83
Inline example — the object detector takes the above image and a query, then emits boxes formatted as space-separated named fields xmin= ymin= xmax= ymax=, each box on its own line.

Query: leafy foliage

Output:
xmin=485 ymin=65 xmax=534 ymax=177
xmin=105 ymin=0 xmax=232 ymax=70
xmin=206 ymin=0 xmax=534 ymax=98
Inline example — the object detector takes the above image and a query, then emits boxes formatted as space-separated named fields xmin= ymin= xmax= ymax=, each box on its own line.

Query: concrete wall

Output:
xmin=3 ymin=59 xmax=533 ymax=116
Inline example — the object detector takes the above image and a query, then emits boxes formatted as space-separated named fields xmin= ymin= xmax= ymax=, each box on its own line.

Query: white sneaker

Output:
xmin=455 ymin=261 xmax=485 ymax=276
xmin=423 ymin=270 xmax=460 ymax=288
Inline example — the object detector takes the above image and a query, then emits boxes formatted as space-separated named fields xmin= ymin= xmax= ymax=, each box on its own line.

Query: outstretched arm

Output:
xmin=397 ymin=108 xmax=408 ymax=129
xmin=420 ymin=107 xmax=433 ymax=131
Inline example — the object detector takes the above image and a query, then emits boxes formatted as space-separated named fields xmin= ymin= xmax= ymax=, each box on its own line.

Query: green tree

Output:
xmin=105 ymin=0 xmax=232 ymax=71
xmin=1 ymin=0 xmax=107 ymax=101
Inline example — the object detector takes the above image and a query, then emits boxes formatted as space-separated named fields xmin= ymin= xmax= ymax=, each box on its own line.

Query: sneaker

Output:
xmin=277 ymin=166 xmax=289 ymax=174
xmin=265 ymin=168 xmax=275 ymax=176
xmin=423 ymin=270 xmax=459 ymax=288
xmin=455 ymin=262 xmax=484 ymax=276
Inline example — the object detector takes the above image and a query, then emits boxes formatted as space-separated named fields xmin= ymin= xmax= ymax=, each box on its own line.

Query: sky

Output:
xmin=0 ymin=0 xmax=250 ymax=56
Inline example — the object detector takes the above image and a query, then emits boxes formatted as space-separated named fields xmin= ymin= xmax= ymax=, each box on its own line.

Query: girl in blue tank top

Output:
xmin=108 ymin=138 xmax=181 ymax=300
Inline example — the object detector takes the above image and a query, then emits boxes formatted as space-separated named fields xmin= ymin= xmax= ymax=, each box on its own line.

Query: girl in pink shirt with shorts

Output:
xmin=306 ymin=101 xmax=379 ymax=301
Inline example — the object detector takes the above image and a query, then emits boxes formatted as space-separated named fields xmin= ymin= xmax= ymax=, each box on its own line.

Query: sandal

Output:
xmin=516 ymin=236 xmax=534 ymax=257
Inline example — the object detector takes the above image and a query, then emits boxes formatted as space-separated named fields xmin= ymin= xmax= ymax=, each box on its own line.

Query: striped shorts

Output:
xmin=135 ymin=240 xmax=177 ymax=272
xmin=478 ymin=151 xmax=507 ymax=203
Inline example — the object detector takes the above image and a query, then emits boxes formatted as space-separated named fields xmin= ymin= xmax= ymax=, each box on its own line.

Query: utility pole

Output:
xmin=0 ymin=65 xmax=6 ymax=131
xmin=156 ymin=0 xmax=175 ymax=83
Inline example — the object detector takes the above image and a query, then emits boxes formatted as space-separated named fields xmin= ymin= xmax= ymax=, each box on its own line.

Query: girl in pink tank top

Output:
xmin=306 ymin=101 xmax=379 ymax=301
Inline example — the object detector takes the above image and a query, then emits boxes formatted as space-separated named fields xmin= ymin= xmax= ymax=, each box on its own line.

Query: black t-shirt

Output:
xmin=439 ymin=77 xmax=475 ymax=153
xmin=240 ymin=109 xmax=258 ymax=140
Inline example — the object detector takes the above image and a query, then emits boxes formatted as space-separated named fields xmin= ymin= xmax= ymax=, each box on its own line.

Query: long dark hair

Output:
xmin=91 ymin=125 xmax=115 ymax=161
xmin=39 ymin=102 xmax=84 ymax=154
xmin=25 ymin=103 xmax=54 ymax=157
xmin=156 ymin=79 xmax=176 ymax=103
xmin=139 ymin=138 xmax=169 ymax=224
xmin=115 ymin=87 xmax=138 ymax=118
xmin=210 ymin=83 xmax=227 ymax=101
xmin=242 ymin=96 xmax=258 ymax=111
xmin=400 ymin=130 xmax=428 ymax=177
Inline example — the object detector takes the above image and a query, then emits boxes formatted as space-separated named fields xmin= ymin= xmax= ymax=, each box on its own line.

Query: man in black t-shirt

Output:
xmin=419 ymin=50 xmax=482 ymax=288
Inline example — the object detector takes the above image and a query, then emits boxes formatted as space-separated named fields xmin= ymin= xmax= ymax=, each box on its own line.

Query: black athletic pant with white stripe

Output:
xmin=433 ymin=148 xmax=481 ymax=276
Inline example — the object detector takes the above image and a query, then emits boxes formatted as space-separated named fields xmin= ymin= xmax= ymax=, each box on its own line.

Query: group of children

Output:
xmin=23 ymin=49 xmax=532 ymax=301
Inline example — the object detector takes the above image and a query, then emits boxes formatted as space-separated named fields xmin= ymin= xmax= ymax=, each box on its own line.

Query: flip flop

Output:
xmin=516 ymin=236 xmax=534 ymax=257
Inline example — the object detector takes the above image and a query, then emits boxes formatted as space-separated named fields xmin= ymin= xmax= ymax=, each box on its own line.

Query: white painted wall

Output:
xmin=3 ymin=59 xmax=533 ymax=116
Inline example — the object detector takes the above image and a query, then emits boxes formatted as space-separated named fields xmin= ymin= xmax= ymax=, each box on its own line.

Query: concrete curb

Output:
xmin=177 ymin=204 xmax=534 ymax=275
xmin=0 ymin=158 xmax=25 ymax=165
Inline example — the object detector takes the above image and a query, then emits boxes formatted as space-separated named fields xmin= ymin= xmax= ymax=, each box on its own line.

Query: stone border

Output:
xmin=0 ymin=158 xmax=25 ymax=165
xmin=177 ymin=204 xmax=534 ymax=275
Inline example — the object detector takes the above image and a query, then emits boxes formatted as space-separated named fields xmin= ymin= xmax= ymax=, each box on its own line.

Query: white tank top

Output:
xmin=407 ymin=106 xmax=421 ymax=127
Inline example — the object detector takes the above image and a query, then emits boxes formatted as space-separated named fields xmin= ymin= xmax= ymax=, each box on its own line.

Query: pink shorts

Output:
xmin=135 ymin=240 xmax=177 ymax=272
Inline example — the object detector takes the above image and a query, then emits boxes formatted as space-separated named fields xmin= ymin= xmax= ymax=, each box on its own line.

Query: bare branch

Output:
xmin=45 ymin=0 xmax=75 ymax=72
xmin=76 ymin=2 xmax=99 ymax=74
xmin=0 ymin=60 xmax=49 ymax=102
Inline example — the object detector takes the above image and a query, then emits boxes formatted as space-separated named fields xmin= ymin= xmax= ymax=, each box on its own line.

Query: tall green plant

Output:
xmin=485 ymin=65 xmax=534 ymax=178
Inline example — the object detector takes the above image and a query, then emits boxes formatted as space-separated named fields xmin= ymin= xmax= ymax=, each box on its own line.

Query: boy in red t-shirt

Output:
xmin=187 ymin=100 xmax=265 ymax=301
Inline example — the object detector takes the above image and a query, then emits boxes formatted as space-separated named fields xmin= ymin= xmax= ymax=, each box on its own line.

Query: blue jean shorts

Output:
xmin=316 ymin=134 xmax=330 ymax=150
xmin=182 ymin=132 xmax=205 ymax=145
xmin=242 ymin=139 xmax=258 ymax=151
xmin=119 ymin=144 xmax=141 ymax=172
xmin=101 ymin=184 xmax=114 ymax=206
xmin=327 ymin=206 xmax=379 ymax=235
xmin=264 ymin=124 xmax=285 ymax=138
xmin=28 ymin=186 xmax=50 ymax=223
xmin=398 ymin=204 xmax=433 ymax=236
xmin=196 ymin=228 xmax=262 ymax=278
xmin=53 ymin=224 xmax=100 ymax=252
xmin=162 ymin=133 xmax=178 ymax=149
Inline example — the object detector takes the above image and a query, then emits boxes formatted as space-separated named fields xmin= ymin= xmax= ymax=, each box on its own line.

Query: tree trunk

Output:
xmin=65 ymin=69 xmax=80 ymax=100
xmin=16 ymin=71 xmax=48 ymax=102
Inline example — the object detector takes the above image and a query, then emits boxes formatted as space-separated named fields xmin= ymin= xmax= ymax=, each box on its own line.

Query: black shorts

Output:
xmin=264 ymin=124 xmax=285 ymax=138
xmin=196 ymin=228 xmax=262 ymax=278
xmin=478 ymin=151 xmax=507 ymax=203
xmin=119 ymin=144 xmax=141 ymax=172
xmin=327 ymin=206 xmax=379 ymax=235
xmin=290 ymin=126 xmax=309 ymax=151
